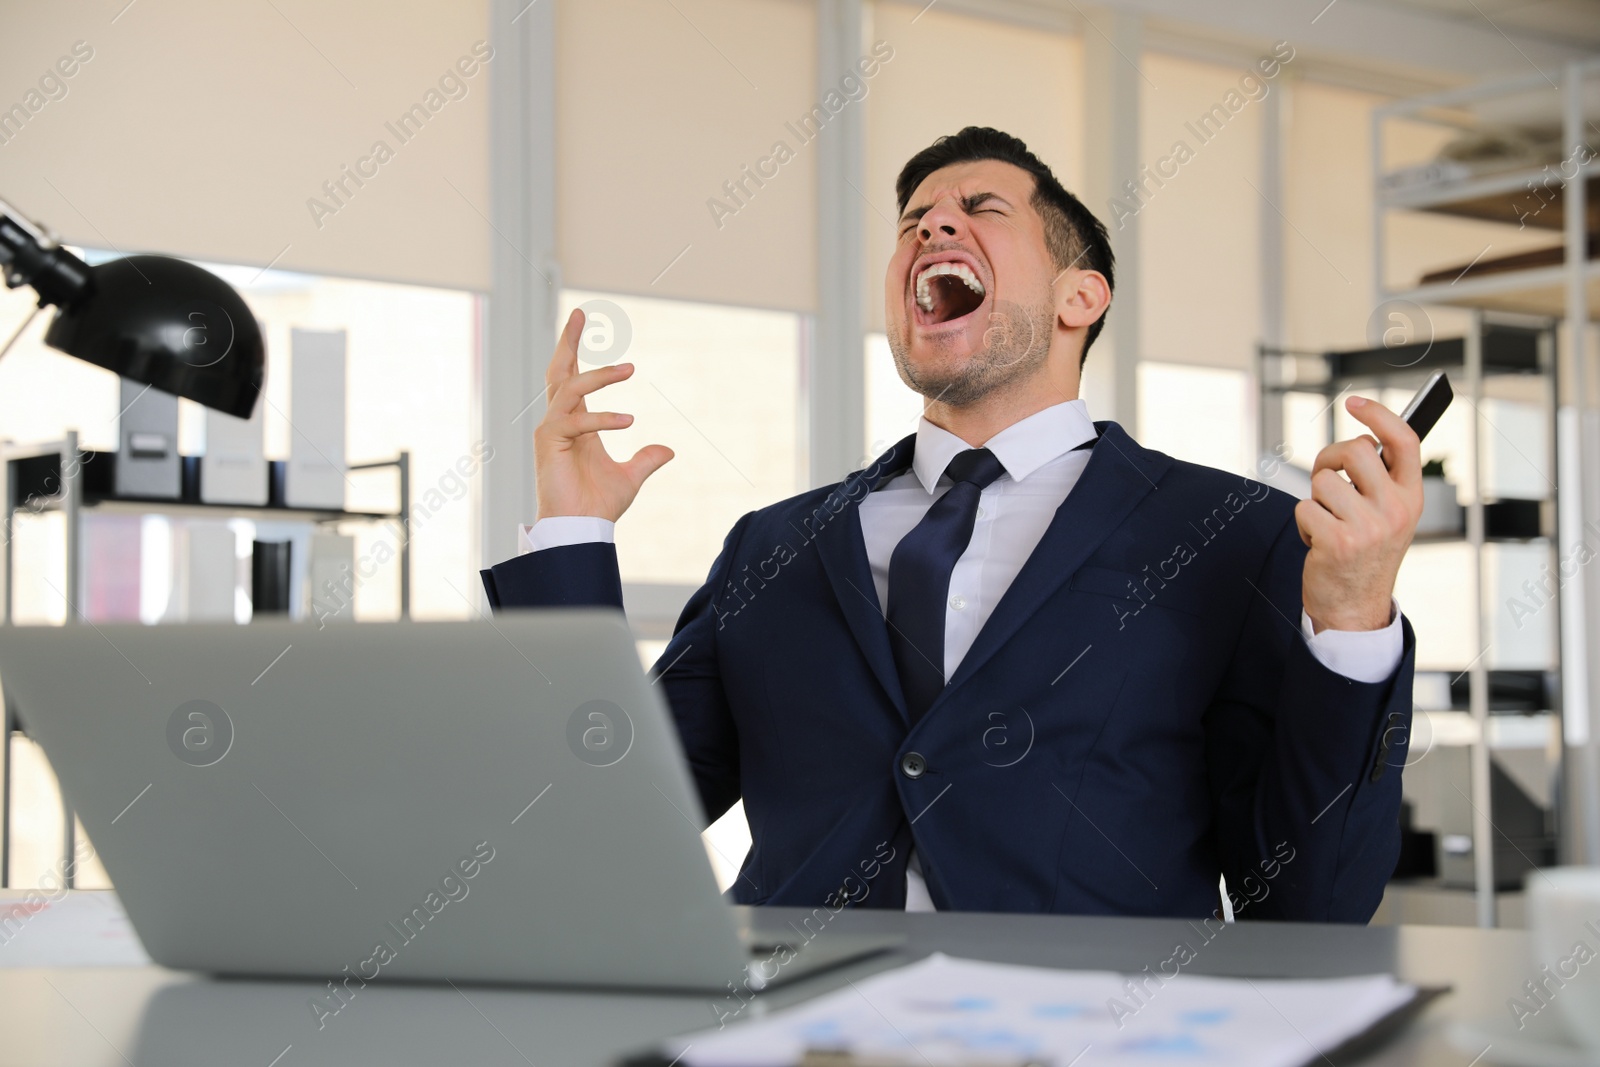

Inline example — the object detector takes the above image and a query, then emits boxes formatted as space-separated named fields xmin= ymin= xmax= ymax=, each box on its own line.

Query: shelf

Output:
xmin=1375 ymin=882 xmax=1527 ymax=927
xmin=1410 ymin=532 xmax=1548 ymax=545
xmin=19 ymin=493 xmax=400 ymax=525
xmin=1379 ymin=165 xmax=1600 ymax=231
xmin=1415 ymin=668 xmax=1555 ymax=713
xmin=7 ymin=448 xmax=404 ymax=525
xmin=1386 ymin=259 xmax=1600 ymax=317
xmin=1262 ymin=325 xmax=1543 ymax=388
xmin=4 ymin=435 xmax=413 ymax=623
xmin=1410 ymin=498 xmax=1549 ymax=542
xmin=1416 ymin=710 xmax=1556 ymax=750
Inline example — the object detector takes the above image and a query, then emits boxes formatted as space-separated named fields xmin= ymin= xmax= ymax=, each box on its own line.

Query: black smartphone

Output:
xmin=1376 ymin=370 xmax=1453 ymax=459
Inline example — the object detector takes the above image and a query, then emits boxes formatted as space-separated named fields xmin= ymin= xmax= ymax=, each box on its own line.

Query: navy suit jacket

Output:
xmin=482 ymin=422 xmax=1415 ymax=921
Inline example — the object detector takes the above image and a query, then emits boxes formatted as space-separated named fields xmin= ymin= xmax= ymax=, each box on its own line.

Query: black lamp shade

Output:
xmin=42 ymin=255 xmax=265 ymax=419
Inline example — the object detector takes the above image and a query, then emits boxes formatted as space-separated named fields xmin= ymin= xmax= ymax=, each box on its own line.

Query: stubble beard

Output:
xmin=888 ymin=294 xmax=1054 ymax=408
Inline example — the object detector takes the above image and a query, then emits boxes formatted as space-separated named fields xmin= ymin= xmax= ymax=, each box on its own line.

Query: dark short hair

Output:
xmin=895 ymin=126 xmax=1114 ymax=365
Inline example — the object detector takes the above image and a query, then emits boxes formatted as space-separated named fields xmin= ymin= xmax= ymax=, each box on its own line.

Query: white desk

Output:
xmin=0 ymin=890 xmax=1533 ymax=1066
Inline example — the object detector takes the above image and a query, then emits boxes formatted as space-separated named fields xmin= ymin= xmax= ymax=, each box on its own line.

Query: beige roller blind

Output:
xmin=1284 ymin=82 xmax=1402 ymax=351
xmin=864 ymin=2 xmax=1083 ymax=335
xmin=556 ymin=0 xmax=817 ymax=312
xmin=0 ymin=0 xmax=490 ymax=291
xmin=1136 ymin=51 xmax=1264 ymax=371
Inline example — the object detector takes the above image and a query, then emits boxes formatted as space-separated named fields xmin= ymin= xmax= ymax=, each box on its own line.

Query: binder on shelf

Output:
xmin=115 ymin=379 xmax=180 ymax=499
xmin=286 ymin=328 xmax=347 ymax=510
xmin=306 ymin=532 xmax=356 ymax=624
xmin=83 ymin=514 xmax=142 ymax=622
xmin=250 ymin=540 xmax=293 ymax=616
xmin=174 ymin=521 xmax=238 ymax=622
xmin=202 ymin=400 xmax=268 ymax=506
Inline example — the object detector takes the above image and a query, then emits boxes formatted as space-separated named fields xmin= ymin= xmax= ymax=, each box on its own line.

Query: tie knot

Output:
xmin=944 ymin=447 xmax=1005 ymax=489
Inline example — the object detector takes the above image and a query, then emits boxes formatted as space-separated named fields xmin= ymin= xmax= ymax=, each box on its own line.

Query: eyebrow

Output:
xmin=898 ymin=191 xmax=1010 ymax=229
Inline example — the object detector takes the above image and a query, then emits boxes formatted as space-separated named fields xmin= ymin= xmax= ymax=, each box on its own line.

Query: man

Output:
xmin=483 ymin=127 xmax=1420 ymax=921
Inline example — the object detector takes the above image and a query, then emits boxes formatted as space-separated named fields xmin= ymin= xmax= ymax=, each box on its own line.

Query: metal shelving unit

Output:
xmin=1265 ymin=56 xmax=1600 ymax=929
xmin=1259 ymin=316 xmax=1562 ymax=929
xmin=0 ymin=433 xmax=411 ymax=888
xmin=1377 ymin=59 xmax=1599 ymax=928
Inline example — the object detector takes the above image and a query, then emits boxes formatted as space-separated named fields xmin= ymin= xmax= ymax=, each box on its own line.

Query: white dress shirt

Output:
xmin=519 ymin=399 xmax=1404 ymax=911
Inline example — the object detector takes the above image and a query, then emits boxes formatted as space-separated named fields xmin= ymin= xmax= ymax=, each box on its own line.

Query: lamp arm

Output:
xmin=0 ymin=305 xmax=40 ymax=367
xmin=0 ymin=198 xmax=92 ymax=310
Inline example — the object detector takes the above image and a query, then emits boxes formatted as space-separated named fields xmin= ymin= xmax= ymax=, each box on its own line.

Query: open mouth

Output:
xmin=913 ymin=260 xmax=986 ymax=326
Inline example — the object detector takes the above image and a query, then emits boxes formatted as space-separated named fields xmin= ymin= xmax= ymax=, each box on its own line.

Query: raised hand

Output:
xmin=1295 ymin=396 xmax=1424 ymax=632
xmin=532 ymin=309 xmax=674 ymax=522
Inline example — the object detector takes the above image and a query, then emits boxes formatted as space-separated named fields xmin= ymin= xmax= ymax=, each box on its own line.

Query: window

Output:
xmin=212 ymin=264 xmax=480 ymax=621
xmin=1137 ymin=362 xmax=1254 ymax=475
xmin=556 ymin=289 xmax=803 ymax=586
xmin=865 ymin=332 xmax=925 ymax=459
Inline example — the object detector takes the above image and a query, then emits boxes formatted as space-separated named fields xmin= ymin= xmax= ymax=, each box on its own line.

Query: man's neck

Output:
xmin=921 ymin=375 xmax=1081 ymax=448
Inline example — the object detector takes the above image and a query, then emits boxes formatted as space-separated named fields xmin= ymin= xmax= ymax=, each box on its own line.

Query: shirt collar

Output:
xmin=910 ymin=399 xmax=1096 ymax=494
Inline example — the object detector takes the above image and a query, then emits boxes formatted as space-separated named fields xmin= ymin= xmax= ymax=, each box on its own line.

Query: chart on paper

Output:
xmin=667 ymin=953 xmax=1421 ymax=1067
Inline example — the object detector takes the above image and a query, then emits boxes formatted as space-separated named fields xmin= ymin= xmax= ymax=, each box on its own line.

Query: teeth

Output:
xmin=914 ymin=261 xmax=985 ymax=312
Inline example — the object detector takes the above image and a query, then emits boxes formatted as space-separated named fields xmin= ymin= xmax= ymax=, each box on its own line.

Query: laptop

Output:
xmin=0 ymin=610 xmax=897 ymax=991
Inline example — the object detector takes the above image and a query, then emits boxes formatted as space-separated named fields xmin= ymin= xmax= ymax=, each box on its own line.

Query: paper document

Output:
xmin=0 ymin=891 xmax=152 ymax=968
xmin=666 ymin=953 xmax=1422 ymax=1067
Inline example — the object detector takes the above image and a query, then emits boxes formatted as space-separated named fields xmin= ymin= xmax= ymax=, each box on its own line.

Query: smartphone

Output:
xmin=1376 ymin=369 xmax=1453 ymax=459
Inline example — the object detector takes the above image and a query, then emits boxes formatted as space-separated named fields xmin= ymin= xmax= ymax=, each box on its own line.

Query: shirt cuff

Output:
xmin=515 ymin=517 xmax=616 ymax=555
xmin=1300 ymin=599 xmax=1404 ymax=685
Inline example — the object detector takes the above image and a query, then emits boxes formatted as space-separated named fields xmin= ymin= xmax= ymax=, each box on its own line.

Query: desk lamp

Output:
xmin=0 ymin=198 xmax=264 ymax=418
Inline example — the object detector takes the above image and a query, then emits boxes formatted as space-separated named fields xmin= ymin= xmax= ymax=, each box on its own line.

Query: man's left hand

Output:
xmin=1295 ymin=396 xmax=1424 ymax=633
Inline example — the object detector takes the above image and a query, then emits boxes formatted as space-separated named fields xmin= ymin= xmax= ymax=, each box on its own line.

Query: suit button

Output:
xmin=900 ymin=752 xmax=926 ymax=779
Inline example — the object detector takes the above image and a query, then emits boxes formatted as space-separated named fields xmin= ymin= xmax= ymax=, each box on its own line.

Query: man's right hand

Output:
xmin=533 ymin=309 xmax=674 ymax=522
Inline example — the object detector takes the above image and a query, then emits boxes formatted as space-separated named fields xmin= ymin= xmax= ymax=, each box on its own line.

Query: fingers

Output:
xmin=1347 ymin=395 xmax=1421 ymax=488
xmin=549 ymin=361 xmax=635 ymax=418
xmin=546 ymin=308 xmax=585 ymax=391
xmin=1308 ymin=438 xmax=1413 ymax=538
xmin=544 ymin=410 xmax=635 ymax=440
xmin=1297 ymin=397 xmax=1424 ymax=633
xmin=1310 ymin=466 xmax=1366 ymax=522
xmin=1310 ymin=436 xmax=1388 ymax=496
xmin=1294 ymin=497 xmax=1335 ymax=548
xmin=1308 ymin=395 xmax=1425 ymax=536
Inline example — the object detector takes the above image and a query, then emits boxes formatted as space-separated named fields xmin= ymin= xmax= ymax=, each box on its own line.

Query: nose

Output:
xmin=918 ymin=196 xmax=967 ymax=242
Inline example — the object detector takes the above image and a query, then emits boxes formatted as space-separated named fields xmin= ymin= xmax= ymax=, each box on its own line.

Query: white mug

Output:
xmin=1525 ymin=866 xmax=1600 ymax=1050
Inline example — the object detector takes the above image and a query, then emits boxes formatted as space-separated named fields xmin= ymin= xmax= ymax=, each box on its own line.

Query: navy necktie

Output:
xmin=885 ymin=447 xmax=1007 ymax=725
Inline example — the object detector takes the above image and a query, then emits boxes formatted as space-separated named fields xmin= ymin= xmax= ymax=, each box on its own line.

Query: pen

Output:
xmin=619 ymin=1048 xmax=1051 ymax=1067
xmin=798 ymin=1049 xmax=1049 ymax=1067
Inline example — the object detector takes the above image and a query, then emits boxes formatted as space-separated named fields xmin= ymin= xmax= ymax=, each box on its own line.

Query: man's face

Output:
xmin=885 ymin=158 xmax=1059 ymax=406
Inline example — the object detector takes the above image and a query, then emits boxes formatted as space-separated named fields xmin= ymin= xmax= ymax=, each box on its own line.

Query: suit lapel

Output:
xmin=935 ymin=421 xmax=1171 ymax=704
xmin=812 ymin=434 xmax=917 ymax=724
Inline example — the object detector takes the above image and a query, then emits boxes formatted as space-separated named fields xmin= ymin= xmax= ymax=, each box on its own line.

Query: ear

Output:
xmin=1053 ymin=268 xmax=1111 ymax=333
